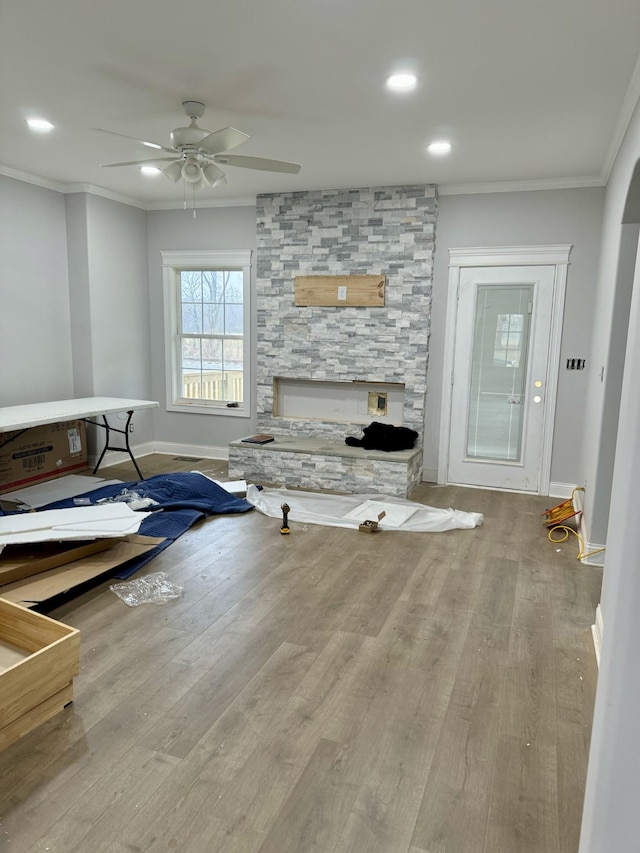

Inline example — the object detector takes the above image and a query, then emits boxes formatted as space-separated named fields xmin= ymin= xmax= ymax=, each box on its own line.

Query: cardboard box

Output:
xmin=0 ymin=535 xmax=166 ymax=608
xmin=0 ymin=539 xmax=116 ymax=588
xmin=0 ymin=598 xmax=80 ymax=751
xmin=0 ymin=420 xmax=87 ymax=494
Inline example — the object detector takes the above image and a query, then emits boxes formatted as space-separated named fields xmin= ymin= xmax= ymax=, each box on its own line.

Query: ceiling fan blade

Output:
xmin=101 ymin=157 xmax=178 ymax=168
xmin=92 ymin=128 xmax=176 ymax=155
xmin=213 ymin=154 xmax=301 ymax=174
xmin=198 ymin=127 xmax=250 ymax=156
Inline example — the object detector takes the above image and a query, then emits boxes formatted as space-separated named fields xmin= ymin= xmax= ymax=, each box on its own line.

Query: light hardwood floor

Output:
xmin=0 ymin=455 xmax=601 ymax=852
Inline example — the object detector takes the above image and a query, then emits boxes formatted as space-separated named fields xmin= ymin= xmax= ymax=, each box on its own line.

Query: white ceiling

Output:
xmin=2 ymin=0 xmax=640 ymax=208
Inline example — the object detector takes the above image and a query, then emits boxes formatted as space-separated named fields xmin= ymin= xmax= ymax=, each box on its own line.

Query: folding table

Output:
xmin=0 ymin=397 xmax=159 ymax=480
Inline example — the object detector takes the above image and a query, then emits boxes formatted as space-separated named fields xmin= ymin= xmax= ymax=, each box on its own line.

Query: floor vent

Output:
xmin=172 ymin=456 xmax=204 ymax=462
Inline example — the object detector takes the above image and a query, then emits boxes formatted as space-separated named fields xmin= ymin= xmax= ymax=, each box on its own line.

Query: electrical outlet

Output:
xmin=129 ymin=422 xmax=134 ymax=433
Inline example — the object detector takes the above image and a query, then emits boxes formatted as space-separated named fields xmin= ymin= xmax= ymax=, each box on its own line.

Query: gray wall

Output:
xmin=425 ymin=187 xmax=605 ymax=485
xmin=65 ymin=192 xmax=152 ymax=451
xmin=586 ymin=222 xmax=638 ymax=544
xmin=146 ymin=205 xmax=258 ymax=449
xmin=0 ymin=176 xmax=74 ymax=405
xmin=65 ymin=193 xmax=94 ymax=397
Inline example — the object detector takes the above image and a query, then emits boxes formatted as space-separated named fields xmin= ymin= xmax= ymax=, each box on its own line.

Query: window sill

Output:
xmin=167 ymin=401 xmax=251 ymax=418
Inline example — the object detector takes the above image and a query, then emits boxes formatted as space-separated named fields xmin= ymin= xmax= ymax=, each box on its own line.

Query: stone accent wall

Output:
xmin=255 ymin=185 xmax=437 ymax=443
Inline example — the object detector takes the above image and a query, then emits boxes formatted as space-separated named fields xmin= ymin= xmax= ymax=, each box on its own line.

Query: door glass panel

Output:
xmin=466 ymin=285 xmax=533 ymax=461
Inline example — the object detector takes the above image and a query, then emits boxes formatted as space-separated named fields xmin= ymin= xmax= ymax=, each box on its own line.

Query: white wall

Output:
xmin=424 ymin=187 xmax=605 ymax=485
xmin=0 ymin=176 xmax=74 ymax=404
xmin=146 ymin=206 xmax=258 ymax=451
xmin=579 ymin=93 xmax=640 ymax=853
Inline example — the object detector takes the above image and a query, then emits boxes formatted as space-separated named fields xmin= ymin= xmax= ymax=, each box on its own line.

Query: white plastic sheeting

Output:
xmin=0 ymin=504 xmax=151 ymax=544
xmin=246 ymin=486 xmax=483 ymax=532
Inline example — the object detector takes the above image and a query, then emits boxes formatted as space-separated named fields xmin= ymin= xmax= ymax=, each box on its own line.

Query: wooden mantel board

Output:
xmin=294 ymin=275 xmax=385 ymax=307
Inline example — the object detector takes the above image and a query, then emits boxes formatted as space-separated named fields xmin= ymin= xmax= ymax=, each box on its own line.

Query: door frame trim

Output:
xmin=438 ymin=245 xmax=572 ymax=495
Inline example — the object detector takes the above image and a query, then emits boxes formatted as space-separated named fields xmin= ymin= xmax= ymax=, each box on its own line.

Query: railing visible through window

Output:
xmin=182 ymin=370 xmax=244 ymax=401
xmin=178 ymin=268 xmax=244 ymax=404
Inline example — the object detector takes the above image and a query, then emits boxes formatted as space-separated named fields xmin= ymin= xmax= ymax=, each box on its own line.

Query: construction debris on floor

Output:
xmin=246 ymin=485 xmax=484 ymax=531
xmin=0 ymin=471 xmax=483 ymax=610
xmin=109 ymin=571 xmax=184 ymax=606
xmin=0 ymin=472 xmax=252 ymax=608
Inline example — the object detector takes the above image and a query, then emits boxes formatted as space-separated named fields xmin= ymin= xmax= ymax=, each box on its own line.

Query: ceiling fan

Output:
xmin=96 ymin=100 xmax=301 ymax=190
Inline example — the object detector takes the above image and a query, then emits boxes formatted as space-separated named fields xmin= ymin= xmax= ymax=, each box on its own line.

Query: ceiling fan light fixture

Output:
xmin=162 ymin=161 xmax=183 ymax=182
xmin=202 ymin=163 xmax=226 ymax=188
xmin=182 ymin=160 xmax=202 ymax=183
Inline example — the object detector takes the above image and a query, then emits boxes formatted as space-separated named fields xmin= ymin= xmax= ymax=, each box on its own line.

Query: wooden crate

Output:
xmin=0 ymin=597 xmax=80 ymax=751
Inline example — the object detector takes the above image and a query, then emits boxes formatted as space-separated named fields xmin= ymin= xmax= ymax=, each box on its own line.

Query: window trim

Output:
xmin=161 ymin=249 xmax=252 ymax=417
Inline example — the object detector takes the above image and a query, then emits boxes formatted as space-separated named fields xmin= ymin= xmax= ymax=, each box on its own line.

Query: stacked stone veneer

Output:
xmin=255 ymin=184 xmax=436 ymax=438
xmin=232 ymin=184 xmax=437 ymax=494
xmin=228 ymin=442 xmax=423 ymax=497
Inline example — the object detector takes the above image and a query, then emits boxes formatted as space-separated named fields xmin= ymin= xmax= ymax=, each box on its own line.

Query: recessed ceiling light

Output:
xmin=427 ymin=140 xmax=452 ymax=155
xmin=386 ymin=72 xmax=418 ymax=92
xmin=140 ymin=166 xmax=161 ymax=176
xmin=27 ymin=118 xmax=54 ymax=132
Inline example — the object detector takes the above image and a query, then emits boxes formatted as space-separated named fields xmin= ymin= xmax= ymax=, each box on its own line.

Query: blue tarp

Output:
xmin=12 ymin=472 xmax=253 ymax=579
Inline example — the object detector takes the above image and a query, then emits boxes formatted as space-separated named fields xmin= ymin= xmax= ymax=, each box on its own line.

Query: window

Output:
xmin=162 ymin=250 xmax=252 ymax=416
xmin=493 ymin=312 xmax=525 ymax=367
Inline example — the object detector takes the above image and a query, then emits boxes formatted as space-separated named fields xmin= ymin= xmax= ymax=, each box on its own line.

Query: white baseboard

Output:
xmin=591 ymin=603 xmax=604 ymax=667
xmin=580 ymin=545 xmax=606 ymax=567
xmin=548 ymin=482 xmax=576 ymax=499
xmin=571 ymin=488 xmax=606 ymax=566
xmin=421 ymin=468 xmax=438 ymax=483
xmin=90 ymin=441 xmax=229 ymax=469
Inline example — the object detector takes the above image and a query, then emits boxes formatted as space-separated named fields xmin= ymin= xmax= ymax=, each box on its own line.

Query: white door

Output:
xmin=447 ymin=265 xmax=557 ymax=492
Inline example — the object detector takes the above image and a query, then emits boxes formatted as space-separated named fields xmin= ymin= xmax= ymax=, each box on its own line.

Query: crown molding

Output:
xmin=0 ymin=165 xmax=255 ymax=209
xmin=0 ymin=166 xmax=611 ymax=207
xmin=438 ymin=175 xmax=604 ymax=196
xmin=64 ymin=182 xmax=145 ymax=208
xmin=0 ymin=166 xmax=145 ymax=207
xmin=0 ymin=164 xmax=67 ymax=193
